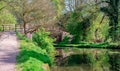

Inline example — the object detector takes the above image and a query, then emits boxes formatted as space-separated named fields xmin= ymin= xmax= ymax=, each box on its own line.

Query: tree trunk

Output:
xmin=23 ymin=23 xmax=27 ymax=35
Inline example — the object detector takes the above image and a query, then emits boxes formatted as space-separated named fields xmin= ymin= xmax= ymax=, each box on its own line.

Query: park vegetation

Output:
xmin=0 ymin=0 xmax=120 ymax=71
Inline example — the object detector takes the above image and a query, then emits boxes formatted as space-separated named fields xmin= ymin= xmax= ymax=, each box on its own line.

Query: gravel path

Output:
xmin=0 ymin=32 xmax=19 ymax=71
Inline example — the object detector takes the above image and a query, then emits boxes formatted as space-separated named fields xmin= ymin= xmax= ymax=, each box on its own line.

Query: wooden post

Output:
xmin=9 ymin=24 xmax=10 ymax=31
xmin=15 ymin=24 xmax=17 ymax=32
xmin=2 ymin=25 xmax=4 ymax=32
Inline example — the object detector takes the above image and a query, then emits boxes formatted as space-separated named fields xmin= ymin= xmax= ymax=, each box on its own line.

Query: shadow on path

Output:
xmin=0 ymin=31 xmax=19 ymax=71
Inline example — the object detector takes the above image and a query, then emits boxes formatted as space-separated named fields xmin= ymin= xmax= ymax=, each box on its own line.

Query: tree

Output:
xmin=101 ymin=0 xmax=120 ymax=42
xmin=0 ymin=0 xmax=14 ymax=11
xmin=55 ymin=0 xmax=111 ymax=43
xmin=11 ymin=0 xmax=56 ymax=34
xmin=0 ymin=0 xmax=16 ymax=31
xmin=52 ymin=0 xmax=65 ymax=17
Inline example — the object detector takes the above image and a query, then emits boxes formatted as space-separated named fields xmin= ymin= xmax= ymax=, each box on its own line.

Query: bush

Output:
xmin=17 ymin=40 xmax=51 ymax=71
xmin=16 ymin=31 xmax=54 ymax=71
xmin=59 ymin=35 xmax=70 ymax=44
xmin=22 ymin=58 xmax=45 ymax=71
xmin=18 ymin=40 xmax=51 ymax=64
xmin=32 ymin=28 xmax=55 ymax=65
xmin=16 ymin=32 xmax=29 ymax=42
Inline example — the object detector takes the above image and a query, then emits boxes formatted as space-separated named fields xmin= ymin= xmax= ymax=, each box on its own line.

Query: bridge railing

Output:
xmin=1 ymin=24 xmax=24 ymax=32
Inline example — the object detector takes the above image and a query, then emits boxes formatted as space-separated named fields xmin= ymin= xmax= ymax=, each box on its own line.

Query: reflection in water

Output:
xmin=52 ymin=48 xmax=120 ymax=71
xmin=51 ymin=65 xmax=111 ymax=71
xmin=51 ymin=65 xmax=93 ymax=71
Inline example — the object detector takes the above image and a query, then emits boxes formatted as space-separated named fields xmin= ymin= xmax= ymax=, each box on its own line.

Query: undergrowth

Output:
xmin=16 ymin=31 xmax=55 ymax=71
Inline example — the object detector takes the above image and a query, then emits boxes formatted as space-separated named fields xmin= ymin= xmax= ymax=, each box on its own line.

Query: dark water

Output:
xmin=51 ymin=65 xmax=110 ymax=71
xmin=51 ymin=65 xmax=93 ymax=71
xmin=51 ymin=48 xmax=120 ymax=71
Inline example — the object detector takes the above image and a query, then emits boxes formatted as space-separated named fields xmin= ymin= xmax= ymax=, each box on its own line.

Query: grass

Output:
xmin=54 ymin=42 xmax=119 ymax=49
xmin=16 ymin=32 xmax=51 ymax=71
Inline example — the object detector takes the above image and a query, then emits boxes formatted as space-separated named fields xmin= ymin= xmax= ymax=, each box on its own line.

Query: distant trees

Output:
xmin=0 ymin=0 xmax=16 ymax=31
xmin=52 ymin=0 xmax=65 ymax=17
xmin=0 ymin=0 xmax=13 ymax=11
xmin=54 ymin=0 xmax=111 ymax=43
xmin=101 ymin=0 xmax=120 ymax=42
xmin=0 ymin=0 xmax=119 ymax=43
xmin=52 ymin=0 xmax=120 ymax=43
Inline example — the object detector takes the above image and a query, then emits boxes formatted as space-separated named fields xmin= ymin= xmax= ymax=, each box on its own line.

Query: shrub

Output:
xmin=17 ymin=40 xmax=51 ymax=71
xmin=16 ymin=32 xmax=29 ymax=42
xmin=59 ymin=35 xmax=70 ymax=44
xmin=18 ymin=40 xmax=51 ymax=63
xmin=32 ymin=28 xmax=55 ymax=65
xmin=22 ymin=58 xmax=45 ymax=71
xmin=16 ymin=31 xmax=54 ymax=71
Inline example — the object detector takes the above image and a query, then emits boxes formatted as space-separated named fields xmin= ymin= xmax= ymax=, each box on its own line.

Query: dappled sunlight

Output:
xmin=0 ymin=32 xmax=19 ymax=71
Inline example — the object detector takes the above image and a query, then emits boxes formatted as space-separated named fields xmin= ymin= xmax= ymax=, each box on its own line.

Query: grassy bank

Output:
xmin=16 ymin=32 xmax=54 ymax=71
xmin=54 ymin=42 xmax=119 ymax=49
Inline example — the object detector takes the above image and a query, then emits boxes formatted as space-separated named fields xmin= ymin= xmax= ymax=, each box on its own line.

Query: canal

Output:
xmin=51 ymin=48 xmax=120 ymax=71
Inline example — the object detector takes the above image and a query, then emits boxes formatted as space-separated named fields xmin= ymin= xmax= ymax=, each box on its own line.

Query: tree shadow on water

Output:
xmin=59 ymin=54 xmax=92 ymax=66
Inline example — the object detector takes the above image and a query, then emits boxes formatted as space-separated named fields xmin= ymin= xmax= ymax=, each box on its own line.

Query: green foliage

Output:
xmin=55 ymin=42 xmax=119 ymax=49
xmin=0 ymin=1 xmax=16 ymax=24
xmin=108 ymin=53 xmax=120 ymax=71
xmin=18 ymin=40 xmax=51 ymax=63
xmin=17 ymin=32 xmax=56 ymax=71
xmin=65 ymin=4 xmax=101 ymax=43
xmin=59 ymin=35 xmax=70 ymax=44
xmin=56 ymin=1 xmax=120 ymax=43
xmin=22 ymin=58 xmax=44 ymax=71
xmin=17 ymin=40 xmax=51 ymax=71
xmin=66 ymin=11 xmax=109 ymax=43
xmin=101 ymin=0 xmax=120 ymax=42
xmin=92 ymin=51 xmax=110 ymax=71
xmin=66 ymin=11 xmax=88 ymax=43
xmin=17 ymin=39 xmax=51 ymax=71
xmin=0 ymin=1 xmax=16 ymax=31
xmin=32 ymin=28 xmax=55 ymax=65
xmin=60 ymin=49 xmax=110 ymax=70
xmin=51 ymin=0 xmax=65 ymax=17
xmin=86 ymin=12 xmax=109 ymax=42
xmin=16 ymin=32 xmax=29 ymax=42
xmin=63 ymin=53 xmax=94 ymax=66
xmin=0 ymin=10 xmax=16 ymax=24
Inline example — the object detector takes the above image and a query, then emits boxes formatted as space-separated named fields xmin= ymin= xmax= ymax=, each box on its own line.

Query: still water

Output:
xmin=51 ymin=48 xmax=120 ymax=71
xmin=51 ymin=65 xmax=93 ymax=71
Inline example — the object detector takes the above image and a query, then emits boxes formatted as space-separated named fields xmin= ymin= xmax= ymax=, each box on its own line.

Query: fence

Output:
xmin=2 ymin=24 xmax=24 ymax=32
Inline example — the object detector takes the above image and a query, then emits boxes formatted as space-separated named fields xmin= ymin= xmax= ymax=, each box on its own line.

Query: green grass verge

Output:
xmin=16 ymin=32 xmax=51 ymax=71
xmin=54 ymin=42 xmax=119 ymax=49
